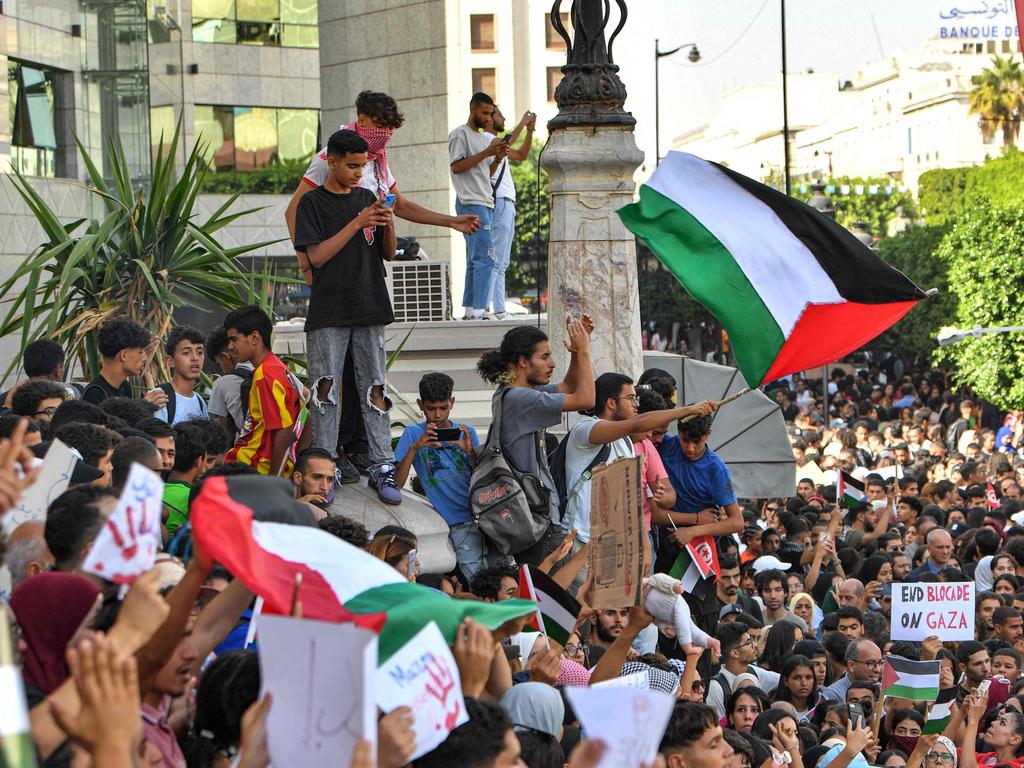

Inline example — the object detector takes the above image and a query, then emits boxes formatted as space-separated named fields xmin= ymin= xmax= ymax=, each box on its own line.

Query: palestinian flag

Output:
xmin=517 ymin=565 xmax=581 ymax=646
xmin=192 ymin=474 xmax=538 ymax=664
xmin=881 ymin=655 xmax=940 ymax=701
xmin=837 ymin=471 xmax=868 ymax=510
xmin=618 ymin=153 xmax=927 ymax=387
xmin=0 ymin=609 xmax=34 ymax=768
xmin=668 ymin=535 xmax=719 ymax=598
xmin=924 ymin=688 xmax=957 ymax=734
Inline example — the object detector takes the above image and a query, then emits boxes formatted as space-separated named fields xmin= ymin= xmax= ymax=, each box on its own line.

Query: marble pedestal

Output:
xmin=542 ymin=127 xmax=645 ymax=380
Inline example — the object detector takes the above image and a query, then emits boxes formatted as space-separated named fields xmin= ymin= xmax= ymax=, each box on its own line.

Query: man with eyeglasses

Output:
xmin=9 ymin=379 xmax=67 ymax=427
xmin=821 ymin=637 xmax=883 ymax=702
xmin=706 ymin=621 xmax=779 ymax=720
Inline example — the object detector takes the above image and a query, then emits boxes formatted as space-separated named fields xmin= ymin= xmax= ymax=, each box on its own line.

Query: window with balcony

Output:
xmin=545 ymin=12 xmax=570 ymax=50
xmin=472 ymin=68 xmax=496 ymax=97
xmin=9 ymin=59 xmax=60 ymax=177
xmin=192 ymin=0 xmax=318 ymax=47
xmin=470 ymin=14 xmax=495 ymax=51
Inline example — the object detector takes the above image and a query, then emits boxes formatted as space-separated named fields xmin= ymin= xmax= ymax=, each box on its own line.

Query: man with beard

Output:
xmin=892 ymin=551 xmax=911 ymax=582
xmin=589 ymin=607 xmax=630 ymax=653
xmin=715 ymin=553 xmax=763 ymax=622
xmin=291 ymin=447 xmax=335 ymax=510
xmin=843 ymin=495 xmax=893 ymax=551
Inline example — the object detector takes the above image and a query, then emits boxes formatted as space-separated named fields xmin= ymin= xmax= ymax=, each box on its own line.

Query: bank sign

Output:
xmin=939 ymin=1 xmax=1019 ymax=39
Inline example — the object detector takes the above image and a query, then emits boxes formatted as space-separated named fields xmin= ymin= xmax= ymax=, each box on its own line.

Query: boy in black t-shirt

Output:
xmin=82 ymin=318 xmax=167 ymax=409
xmin=293 ymin=129 xmax=401 ymax=504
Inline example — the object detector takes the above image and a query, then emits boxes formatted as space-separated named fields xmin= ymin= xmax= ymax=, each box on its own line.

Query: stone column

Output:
xmin=542 ymin=0 xmax=645 ymax=379
xmin=543 ymin=128 xmax=644 ymax=378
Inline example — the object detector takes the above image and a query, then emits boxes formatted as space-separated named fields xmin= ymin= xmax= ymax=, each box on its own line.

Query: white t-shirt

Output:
xmin=302 ymin=144 xmax=396 ymax=197
xmin=483 ymin=132 xmax=516 ymax=202
xmin=154 ymin=390 xmax=209 ymax=426
xmin=564 ymin=416 xmax=635 ymax=543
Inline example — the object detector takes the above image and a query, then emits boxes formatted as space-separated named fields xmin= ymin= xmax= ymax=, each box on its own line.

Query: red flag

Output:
xmin=987 ymin=482 xmax=1000 ymax=509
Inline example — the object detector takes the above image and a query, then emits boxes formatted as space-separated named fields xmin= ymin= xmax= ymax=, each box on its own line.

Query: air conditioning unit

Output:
xmin=386 ymin=261 xmax=450 ymax=322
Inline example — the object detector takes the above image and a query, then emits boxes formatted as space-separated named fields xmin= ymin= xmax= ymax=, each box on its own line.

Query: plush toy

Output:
xmin=643 ymin=573 xmax=722 ymax=657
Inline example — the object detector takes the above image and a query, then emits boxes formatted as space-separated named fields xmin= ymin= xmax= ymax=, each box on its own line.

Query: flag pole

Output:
xmin=678 ymin=386 xmax=755 ymax=426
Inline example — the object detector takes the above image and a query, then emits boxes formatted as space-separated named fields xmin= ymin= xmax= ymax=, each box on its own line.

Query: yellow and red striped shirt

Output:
xmin=226 ymin=353 xmax=300 ymax=475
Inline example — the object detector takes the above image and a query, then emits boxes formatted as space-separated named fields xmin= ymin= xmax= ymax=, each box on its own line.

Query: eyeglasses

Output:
xmin=924 ymin=752 xmax=954 ymax=765
xmin=33 ymin=406 xmax=56 ymax=417
xmin=852 ymin=658 xmax=883 ymax=669
xmin=563 ymin=644 xmax=583 ymax=655
xmin=615 ymin=394 xmax=640 ymax=404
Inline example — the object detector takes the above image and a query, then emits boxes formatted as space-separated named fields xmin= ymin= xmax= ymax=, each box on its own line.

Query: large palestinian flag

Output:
xmin=619 ymin=153 xmax=927 ymax=386
xmin=191 ymin=475 xmax=537 ymax=663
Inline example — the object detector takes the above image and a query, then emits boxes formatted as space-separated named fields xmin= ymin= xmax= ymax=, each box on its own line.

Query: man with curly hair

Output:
xmin=10 ymin=380 xmax=67 ymax=425
xmin=82 ymin=318 xmax=165 ymax=408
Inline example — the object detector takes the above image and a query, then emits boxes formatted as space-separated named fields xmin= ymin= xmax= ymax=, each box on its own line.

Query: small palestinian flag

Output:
xmin=924 ymin=688 xmax=957 ymax=734
xmin=517 ymin=565 xmax=581 ymax=646
xmin=837 ymin=471 xmax=868 ymax=510
xmin=619 ymin=153 xmax=926 ymax=387
xmin=668 ymin=535 xmax=719 ymax=599
xmin=881 ymin=655 xmax=940 ymax=702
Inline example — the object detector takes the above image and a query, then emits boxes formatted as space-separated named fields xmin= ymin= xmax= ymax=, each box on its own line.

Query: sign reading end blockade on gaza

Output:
xmin=891 ymin=582 xmax=975 ymax=642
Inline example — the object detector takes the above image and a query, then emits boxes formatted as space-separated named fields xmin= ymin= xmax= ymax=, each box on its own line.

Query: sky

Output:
xmin=609 ymin=0 xmax=958 ymax=172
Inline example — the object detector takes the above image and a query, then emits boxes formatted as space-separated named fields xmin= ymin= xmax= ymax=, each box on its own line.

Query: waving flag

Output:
xmin=517 ymin=565 xmax=581 ymax=646
xmin=837 ymin=471 xmax=868 ymax=510
xmin=619 ymin=152 xmax=927 ymax=386
xmin=881 ymin=655 xmax=940 ymax=701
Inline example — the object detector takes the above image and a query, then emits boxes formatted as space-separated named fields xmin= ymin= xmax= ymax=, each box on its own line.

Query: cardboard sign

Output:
xmin=81 ymin=463 xmax=163 ymax=584
xmin=259 ymin=615 xmax=377 ymax=768
xmin=891 ymin=582 xmax=975 ymax=642
xmin=2 ymin=439 xmax=76 ymax=533
xmin=589 ymin=456 xmax=645 ymax=610
xmin=376 ymin=622 xmax=468 ymax=760
xmin=565 ymin=685 xmax=675 ymax=768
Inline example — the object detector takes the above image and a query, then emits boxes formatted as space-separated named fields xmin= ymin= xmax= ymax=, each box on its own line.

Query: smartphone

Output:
xmin=978 ymin=679 xmax=992 ymax=698
xmin=847 ymin=701 xmax=865 ymax=729
xmin=435 ymin=427 xmax=462 ymax=442
xmin=819 ymin=532 xmax=830 ymax=544
xmin=382 ymin=193 xmax=396 ymax=208
xmin=407 ymin=549 xmax=418 ymax=576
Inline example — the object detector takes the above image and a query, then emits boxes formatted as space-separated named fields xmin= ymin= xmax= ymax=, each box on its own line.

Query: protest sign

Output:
xmin=376 ymin=621 xmax=468 ymax=760
xmin=589 ymin=456 xmax=645 ymax=610
xmin=891 ymin=581 xmax=975 ymax=642
xmin=591 ymin=670 xmax=649 ymax=690
xmin=2 ymin=439 xmax=76 ymax=534
xmin=81 ymin=463 xmax=163 ymax=584
xmin=564 ymin=686 xmax=675 ymax=768
xmin=259 ymin=615 xmax=377 ymax=768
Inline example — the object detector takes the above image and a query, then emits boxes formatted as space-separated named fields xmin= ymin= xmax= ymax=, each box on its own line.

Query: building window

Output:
xmin=194 ymin=104 xmax=318 ymax=171
xmin=8 ymin=59 xmax=59 ymax=177
xmin=546 ymin=66 xmax=563 ymax=103
xmin=545 ymin=12 xmax=570 ymax=49
xmin=470 ymin=14 xmax=495 ymax=51
xmin=192 ymin=0 xmax=318 ymax=48
xmin=472 ymin=68 xmax=496 ymax=97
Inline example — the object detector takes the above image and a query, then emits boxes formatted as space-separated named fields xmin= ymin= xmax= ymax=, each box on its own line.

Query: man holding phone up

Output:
xmin=394 ymin=372 xmax=484 ymax=580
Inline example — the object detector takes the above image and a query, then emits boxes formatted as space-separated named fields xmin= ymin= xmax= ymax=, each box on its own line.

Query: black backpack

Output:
xmin=229 ymin=365 xmax=254 ymax=434
xmin=547 ymin=422 xmax=610 ymax=526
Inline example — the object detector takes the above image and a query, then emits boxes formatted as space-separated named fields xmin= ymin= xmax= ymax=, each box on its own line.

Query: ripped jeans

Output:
xmin=307 ymin=325 xmax=394 ymax=469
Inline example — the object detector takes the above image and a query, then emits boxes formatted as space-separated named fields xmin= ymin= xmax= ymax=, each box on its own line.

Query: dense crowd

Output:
xmin=5 ymin=87 xmax=1024 ymax=768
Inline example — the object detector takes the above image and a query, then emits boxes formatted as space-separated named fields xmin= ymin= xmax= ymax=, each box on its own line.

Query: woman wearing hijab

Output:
xmin=976 ymin=556 xmax=996 ymax=592
xmin=501 ymin=683 xmax=565 ymax=768
xmin=790 ymin=592 xmax=821 ymax=633
xmin=905 ymin=734 xmax=957 ymax=768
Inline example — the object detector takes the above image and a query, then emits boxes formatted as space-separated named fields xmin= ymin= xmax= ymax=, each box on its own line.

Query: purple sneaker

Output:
xmin=370 ymin=464 xmax=402 ymax=505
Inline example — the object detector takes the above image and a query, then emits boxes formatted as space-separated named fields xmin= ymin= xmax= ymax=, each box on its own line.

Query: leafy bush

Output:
xmin=199 ymin=157 xmax=310 ymax=195
xmin=792 ymin=176 xmax=918 ymax=238
xmin=919 ymin=149 xmax=1024 ymax=224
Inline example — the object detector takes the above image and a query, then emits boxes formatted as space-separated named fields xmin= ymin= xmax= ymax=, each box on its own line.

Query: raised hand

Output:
xmin=377 ymin=706 xmax=416 ymax=768
xmin=237 ymin=694 xmax=273 ymax=768
xmin=0 ymin=417 xmax=40 ymax=513
xmin=526 ymin=644 xmax=562 ymax=685
xmin=453 ymin=618 xmax=494 ymax=698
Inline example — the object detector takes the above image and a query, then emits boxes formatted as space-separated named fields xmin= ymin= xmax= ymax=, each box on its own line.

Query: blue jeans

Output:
xmin=488 ymin=197 xmax=515 ymax=314
xmin=449 ymin=522 xmax=486 ymax=582
xmin=456 ymin=201 xmax=494 ymax=311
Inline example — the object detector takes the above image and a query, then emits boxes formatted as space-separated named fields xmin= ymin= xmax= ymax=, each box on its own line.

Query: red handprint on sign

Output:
xmin=423 ymin=653 xmax=462 ymax=731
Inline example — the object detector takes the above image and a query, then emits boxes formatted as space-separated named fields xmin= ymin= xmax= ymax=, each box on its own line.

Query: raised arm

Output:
xmin=559 ymin=318 xmax=596 ymax=413
xmin=587 ymin=401 xmax=716 ymax=445
xmin=392 ymin=185 xmax=479 ymax=234
xmin=589 ymin=605 xmax=653 ymax=686
xmin=668 ymin=502 xmax=744 ymax=548
xmin=506 ymin=112 xmax=536 ymax=162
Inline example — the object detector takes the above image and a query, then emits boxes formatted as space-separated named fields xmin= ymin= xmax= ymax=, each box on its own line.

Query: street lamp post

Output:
xmin=937 ymin=325 xmax=1024 ymax=346
xmin=654 ymin=39 xmax=700 ymax=166
xmin=781 ymin=0 xmax=791 ymax=194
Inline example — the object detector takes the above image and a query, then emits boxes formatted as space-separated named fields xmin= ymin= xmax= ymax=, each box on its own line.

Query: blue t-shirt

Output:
xmin=657 ymin=436 xmax=736 ymax=512
xmin=395 ymin=420 xmax=480 ymax=526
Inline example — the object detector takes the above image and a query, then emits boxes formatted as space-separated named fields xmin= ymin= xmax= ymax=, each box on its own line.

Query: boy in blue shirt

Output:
xmin=394 ymin=372 xmax=483 ymax=580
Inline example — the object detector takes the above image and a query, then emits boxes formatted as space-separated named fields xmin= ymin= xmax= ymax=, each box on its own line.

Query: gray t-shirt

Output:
xmin=448 ymin=124 xmax=496 ymax=208
xmin=207 ymin=362 xmax=254 ymax=438
xmin=497 ymin=384 xmax=566 ymax=523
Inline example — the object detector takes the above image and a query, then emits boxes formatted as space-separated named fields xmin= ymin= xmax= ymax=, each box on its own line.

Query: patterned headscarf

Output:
xmin=558 ymin=658 xmax=592 ymax=686
xmin=934 ymin=736 xmax=958 ymax=767
xmin=344 ymin=120 xmax=393 ymax=199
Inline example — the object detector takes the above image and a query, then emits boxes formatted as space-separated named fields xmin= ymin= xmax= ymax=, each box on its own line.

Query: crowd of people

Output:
xmin=6 ymin=86 xmax=1024 ymax=768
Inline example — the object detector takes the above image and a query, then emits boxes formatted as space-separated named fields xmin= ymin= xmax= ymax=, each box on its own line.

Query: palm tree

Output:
xmin=968 ymin=55 xmax=1024 ymax=149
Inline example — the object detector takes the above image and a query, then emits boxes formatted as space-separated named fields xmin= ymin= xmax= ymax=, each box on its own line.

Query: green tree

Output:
xmin=792 ymin=177 xmax=917 ymax=237
xmin=636 ymin=241 xmax=705 ymax=334
xmin=919 ymin=149 xmax=1024 ymax=224
xmin=934 ymin=204 xmax=1024 ymax=409
xmin=505 ymin=144 xmax=549 ymax=305
xmin=872 ymin=224 xmax=953 ymax=359
xmin=0 ymin=125 xmax=275 ymax=383
xmin=968 ymin=55 xmax=1024 ymax=149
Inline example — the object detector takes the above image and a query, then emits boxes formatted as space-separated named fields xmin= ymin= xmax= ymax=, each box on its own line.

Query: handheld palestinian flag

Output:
xmin=286 ymin=406 xmax=310 ymax=465
xmin=517 ymin=565 xmax=581 ymax=646
xmin=923 ymin=688 xmax=957 ymax=734
xmin=618 ymin=152 xmax=927 ymax=387
xmin=191 ymin=475 xmax=538 ymax=663
xmin=0 ymin=608 xmax=36 ymax=768
xmin=881 ymin=655 xmax=940 ymax=702
xmin=668 ymin=535 xmax=719 ymax=599
xmin=837 ymin=471 xmax=868 ymax=510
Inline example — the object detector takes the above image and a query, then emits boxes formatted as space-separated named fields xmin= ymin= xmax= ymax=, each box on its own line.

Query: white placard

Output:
xmin=258 ymin=615 xmax=377 ymax=768
xmin=2 ymin=439 xmax=76 ymax=533
xmin=565 ymin=686 xmax=675 ymax=768
xmin=376 ymin=622 xmax=468 ymax=760
xmin=591 ymin=670 xmax=649 ymax=690
xmin=81 ymin=463 xmax=163 ymax=584
xmin=891 ymin=581 xmax=975 ymax=642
